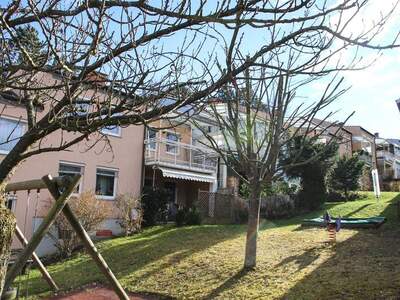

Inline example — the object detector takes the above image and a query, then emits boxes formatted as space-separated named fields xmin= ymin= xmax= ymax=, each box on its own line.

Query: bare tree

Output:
xmin=0 ymin=0 xmax=399 ymax=292
xmin=194 ymin=64 xmax=351 ymax=268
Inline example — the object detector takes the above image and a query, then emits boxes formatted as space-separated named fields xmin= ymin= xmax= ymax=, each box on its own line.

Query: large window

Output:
xmin=100 ymin=112 xmax=122 ymax=137
xmin=146 ymin=128 xmax=157 ymax=150
xmin=58 ymin=163 xmax=84 ymax=193
xmin=0 ymin=117 xmax=25 ymax=154
xmin=166 ymin=132 xmax=179 ymax=154
xmin=101 ymin=125 xmax=121 ymax=137
xmin=96 ymin=168 xmax=117 ymax=199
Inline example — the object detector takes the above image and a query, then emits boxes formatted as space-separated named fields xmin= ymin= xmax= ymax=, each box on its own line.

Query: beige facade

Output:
xmin=299 ymin=120 xmax=354 ymax=158
xmin=143 ymin=118 xmax=219 ymax=208
xmin=344 ymin=126 xmax=377 ymax=167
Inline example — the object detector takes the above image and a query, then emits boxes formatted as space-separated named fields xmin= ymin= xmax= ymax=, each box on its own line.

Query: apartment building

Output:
xmin=344 ymin=126 xmax=377 ymax=167
xmin=143 ymin=114 xmax=220 ymax=209
xmin=375 ymin=136 xmax=400 ymax=180
xmin=0 ymin=72 xmax=144 ymax=256
xmin=300 ymin=118 xmax=353 ymax=158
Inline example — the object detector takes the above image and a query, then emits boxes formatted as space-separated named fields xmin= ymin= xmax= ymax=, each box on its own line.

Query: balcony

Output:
xmin=377 ymin=150 xmax=397 ymax=162
xmin=144 ymin=138 xmax=218 ymax=173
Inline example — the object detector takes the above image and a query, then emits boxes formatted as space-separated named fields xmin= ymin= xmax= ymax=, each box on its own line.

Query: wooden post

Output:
xmin=4 ymin=174 xmax=80 ymax=291
xmin=5 ymin=176 xmax=73 ymax=193
xmin=14 ymin=225 xmax=59 ymax=292
xmin=44 ymin=175 xmax=129 ymax=300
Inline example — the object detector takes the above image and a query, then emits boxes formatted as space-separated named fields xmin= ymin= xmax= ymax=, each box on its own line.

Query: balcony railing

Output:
xmin=377 ymin=150 xmax=397 ymax=162
xmin=144 ymin=138 xmax=218 ymax=173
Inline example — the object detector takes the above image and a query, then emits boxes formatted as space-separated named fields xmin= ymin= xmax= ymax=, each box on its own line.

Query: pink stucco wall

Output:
xmin=0 ymin=72 xmax=145 ymax=244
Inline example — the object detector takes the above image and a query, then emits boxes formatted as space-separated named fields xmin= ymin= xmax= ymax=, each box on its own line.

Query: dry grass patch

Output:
xmin=16 ymin=192 xmax=400 ymax=299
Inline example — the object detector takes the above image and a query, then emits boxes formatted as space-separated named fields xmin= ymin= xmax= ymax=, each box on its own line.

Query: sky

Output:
xmin=4 ymin=0 xmax=399 ymax=138
xmin=198 ymin=0 xmax=400 ymax=139
xmin=306 ymin=1 xmax=400 ymax=138
xmin=327 ymin=48 xmax=400 ymax=138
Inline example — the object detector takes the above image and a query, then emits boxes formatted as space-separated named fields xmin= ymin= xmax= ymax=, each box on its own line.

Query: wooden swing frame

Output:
xmin=4 ymin=174 xmax=129 ymax=300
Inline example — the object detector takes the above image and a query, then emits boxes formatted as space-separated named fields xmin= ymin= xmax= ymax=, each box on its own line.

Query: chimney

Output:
xmin=374 ymin=132 xmax=380 ymax=138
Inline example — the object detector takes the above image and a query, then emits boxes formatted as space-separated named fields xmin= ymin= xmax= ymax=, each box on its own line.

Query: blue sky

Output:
xmin=304 ymin=1 xmax=400 ymax=138
xmin=190 ymin=1 xmax=400 ymax=138
xmin=5 ymin=1 xmax=399 ymax=138
xmin=328 ymin=48 xmax=400 ymax=138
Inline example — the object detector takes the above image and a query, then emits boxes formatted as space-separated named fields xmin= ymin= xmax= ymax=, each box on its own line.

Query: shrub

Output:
xmin=282 ymin=136 xmax=338 ymax=211
xmin=185 ymin=207 xmax=202 ymax=225
xmin=261 ymin=195 xmax=296 ymax=219
xmin=233 ymin=206 xmax=248 ymax=224
xmin=141 ymin=186 xmax=169 ymax=226
xmin=115 ymin=193 xmax=143 ymax=236
xmin=239 ymin=180 xmax=297 ymax=199
xmin=326 ymin=191 xmax=366 ymax=202
xmin=328 ymin=155 xmax=365 ymax=199
xmin=48 ymin=191 xmax=108 ymax=258
xmin=175 ymin=209 xmax=186 ymax=227
xmin=231 ymin=198 xmax=249 ymax=224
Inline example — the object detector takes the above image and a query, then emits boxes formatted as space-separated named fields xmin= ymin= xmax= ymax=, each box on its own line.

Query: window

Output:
xmin=101 ymin=125 xmax=121 ymax=137
xmin=146 ymin=128 xmax=157 ymax=150
xmin=96 ymin=168 xmax=117 ymax=199
xmin=5 ymin=194 xmax=16 ymax=212
xmin=59 ymin=163 xmax=84 ymax=193
xmin=100 ymin=112 xmax=122 ymax=137
xmin=74 ymin=102 xmax=90 ymax=115
xmin=166 ymin=132 xmax=179 ymax=154
xmin=0 ymin=117 xmax=25 ymax=154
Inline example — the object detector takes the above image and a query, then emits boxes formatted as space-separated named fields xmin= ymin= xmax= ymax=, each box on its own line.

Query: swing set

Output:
xmin=3 ymin=174 xmax=129 ymax=299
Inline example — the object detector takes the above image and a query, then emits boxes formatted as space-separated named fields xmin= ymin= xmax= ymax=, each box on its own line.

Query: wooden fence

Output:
xmin=197 ymin=190 xmax=247 ymax=224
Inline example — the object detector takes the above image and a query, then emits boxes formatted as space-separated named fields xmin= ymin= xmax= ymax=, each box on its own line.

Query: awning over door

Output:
xmin=159 ymin=167 xmax=216 ymax=183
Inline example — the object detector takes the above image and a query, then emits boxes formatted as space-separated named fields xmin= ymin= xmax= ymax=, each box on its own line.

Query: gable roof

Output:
xmin=386 ymin=139 xmax=400 ymax=147
xmin=344 ymin=125 xmax=375 ymax=138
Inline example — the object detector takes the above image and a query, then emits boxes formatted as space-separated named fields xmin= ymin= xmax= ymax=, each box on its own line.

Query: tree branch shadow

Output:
xmin=202 ymin=268 xmax=251 ymax=299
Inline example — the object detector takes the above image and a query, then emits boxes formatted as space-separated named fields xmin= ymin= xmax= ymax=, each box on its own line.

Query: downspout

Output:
xmin=140 ymin=125 xmax=146 ymax=194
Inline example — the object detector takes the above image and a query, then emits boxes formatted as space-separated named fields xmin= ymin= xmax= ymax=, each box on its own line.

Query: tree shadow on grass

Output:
xmin=18 ymin=224 xmax=246 ymax=297
xmin=274 ymin=245 xmax=324 ymax=272
xmin=202 ymin=268 xmax=251 ymax=299
xmin=281 ymin=194 xmax=400 ymax=299
xmin=342 ymin=204 xmax=371 ymax=217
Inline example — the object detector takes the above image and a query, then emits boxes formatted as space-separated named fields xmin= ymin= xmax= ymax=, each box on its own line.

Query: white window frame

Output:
xmin=165 ymin=131 xmax=180 ymax=155
xmin=58 ymin=161 xmax=85 ymax=194
xmin=95 ymin=167 xmax=118 ymax=200
xmin=101 ymin=125 xmax=122 ymax=137
xmin=100 ymin=112 xmax=122 ymax=137
xmin=0 ymin=116 xmax=26 ymax=155
xmin=146 ymin=128 xmax=157 ymax=151
xmin=5 ymin=194 xmax=17 ymax=212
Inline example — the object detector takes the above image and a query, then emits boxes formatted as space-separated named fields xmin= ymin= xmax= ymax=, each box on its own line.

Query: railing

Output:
xmin=144 ymin=138 xmax=218 ymax=173
xmin=377 ymin=150 xmax=397 ymax=162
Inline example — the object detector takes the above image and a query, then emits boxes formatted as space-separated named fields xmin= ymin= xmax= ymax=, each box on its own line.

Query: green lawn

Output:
xmin=17 ymin=192 xmax=400 ymax=299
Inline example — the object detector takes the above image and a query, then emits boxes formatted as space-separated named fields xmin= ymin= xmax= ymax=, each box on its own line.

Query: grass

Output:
xmin=16 ymin=192 xmax=400 ymax=299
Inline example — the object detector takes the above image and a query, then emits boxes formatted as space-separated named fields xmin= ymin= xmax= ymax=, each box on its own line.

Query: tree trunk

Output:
xmin=244 ymin=183 xmax=261 ymax=269
xmin=0 ymin=203 xmax=16 ymax=296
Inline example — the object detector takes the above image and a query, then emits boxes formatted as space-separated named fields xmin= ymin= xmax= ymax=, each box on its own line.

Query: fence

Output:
xmin=197 ymin=190 xmax=247 ymax=224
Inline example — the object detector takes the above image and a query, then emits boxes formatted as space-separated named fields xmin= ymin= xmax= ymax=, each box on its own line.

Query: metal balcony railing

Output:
xmin=144 ymin=138 xmax=218 ymax=173
xmin=376 ymin=150 xmax=397 ymax=162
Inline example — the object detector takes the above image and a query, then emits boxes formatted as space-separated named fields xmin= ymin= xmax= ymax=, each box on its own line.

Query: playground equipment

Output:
xmin=302 ymin=215 xmax=386 ymax=229
xmin=3 ymin=174 xmax=129 ymax=300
